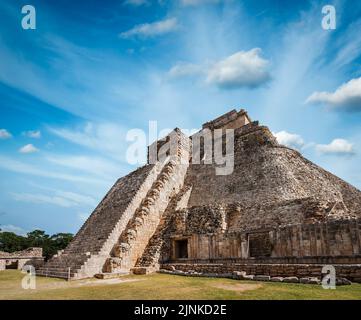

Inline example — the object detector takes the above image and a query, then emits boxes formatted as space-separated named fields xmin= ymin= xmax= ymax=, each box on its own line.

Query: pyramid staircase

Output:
xmin=103 ymin=132 xmax=190 ymax=274
xmin=135 ymin=184 xmax=193 ymax=271
xmin=36 ymin=162 xmax=165 ymax=279
xmin=37 ymin=129 xmax=190 ymax=280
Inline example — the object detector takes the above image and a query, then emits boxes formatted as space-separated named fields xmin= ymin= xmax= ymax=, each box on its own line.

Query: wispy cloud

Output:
xmin=331 ymin=19 xmax=361 ymax=70
xmin=19 ymin=144 xmax=39 ymax=154
xmin=123 ymin=0 xmax=149 ymax=6
xmin=168 ymin=62 xmax=203 ymax=78
xmin=46 ymin=155 xmax=123 ymax=179
xmin=0 ymin=33 xmax=139 ymax=121
xmin=48 ymin=122 xmax=127 ymax=161
xmin=0 ymin=129 xmax=12 ymax=139
xmin=11 ymin=190 xmax=96 ymax=208
xmin=0 ymin=155 xmax=106 ymax=185
xmin=11 ymin=192 xmax=76 ymax=208
xmin=180 ymin=0 xmax=221 ymax=6
xmin=306 ymin=77 xmax=361 ymax=112
xmin=0 ymin=224 xmax=27 ymax=236
xmin=315 ymin=139 xmax=355 ymax=156
xmin=77 ymin=212 xmax=90 ymax=222
xmin=120 ymin=18 xmax=178 ymax=38
xmin=23 ymin=130 xmax=41 ymax=139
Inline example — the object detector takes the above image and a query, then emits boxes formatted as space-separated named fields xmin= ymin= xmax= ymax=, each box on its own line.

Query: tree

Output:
xmin=27 ymin=230 xmax=49 ymax=247
xmin=0 ymin=232 xmax=27 ymax=252
xmin=0 ymin=229 xmax=73 ymax=260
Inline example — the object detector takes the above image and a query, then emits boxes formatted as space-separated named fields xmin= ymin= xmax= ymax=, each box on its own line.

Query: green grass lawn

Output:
xmin=0 ymin=270 xmax=360 ymax=300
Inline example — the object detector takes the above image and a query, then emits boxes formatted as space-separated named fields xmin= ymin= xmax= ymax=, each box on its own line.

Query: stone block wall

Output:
xmin=0 ymin=247 xmax=43 ymax=258
xmin=161 ymin=262 xmax=361 ymax=283
xmin=270 ymin=218 xmax=361 ymax=257
xmin=202 ymin=109 xmax=251 ymax=130
xmin=0 ymin=247 xmax=44 ymax=271
xmin=167 ymin=218 xmax=361 ymax=261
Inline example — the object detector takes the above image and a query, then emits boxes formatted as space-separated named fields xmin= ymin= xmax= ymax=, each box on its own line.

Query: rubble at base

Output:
xmin=158 ymin=268 xmax=352 ymax=285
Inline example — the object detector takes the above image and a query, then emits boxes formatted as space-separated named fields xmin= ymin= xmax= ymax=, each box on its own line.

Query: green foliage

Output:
xmin=0 ymin=232 xmax=28 ymax=252
xmin=0 ymin=228 xmax=73 ymax=260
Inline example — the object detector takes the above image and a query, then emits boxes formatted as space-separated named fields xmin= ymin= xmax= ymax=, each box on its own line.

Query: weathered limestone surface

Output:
xmin=135 ymin=184 xmax=193 ymax=271
xmin=36 ymin=108 xmax=361 ymax=281
xmin=37 ymin=163 xmax=164 ymax=279
xmin=0 ymin=248 xmax=44 ymax=271
xmin=185 ymin=124 xmax=361 ymax=221
xmin=104 ymin=130 xmax=190 ymax=273
xmin=166 ymin=215 xmax=361 ymax=260
xmin=161 ymin=263 xmax=361 ymax=283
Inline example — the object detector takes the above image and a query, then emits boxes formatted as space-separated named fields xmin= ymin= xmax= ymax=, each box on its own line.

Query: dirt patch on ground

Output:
xmin=76 ymin=278 xmax=142 ymax=287
xmin=212 ymin=283 xmax=263 ymax=292
xmin=36 ymin=277 xmax=143 ymax=290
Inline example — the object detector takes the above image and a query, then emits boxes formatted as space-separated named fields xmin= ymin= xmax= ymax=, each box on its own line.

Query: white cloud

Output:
xmin=123 ymin=0 xmax=149 ymax=6
xmin=23 ymin=130 xmax=41 ymax=138
xmin=315 ymin=139 xmax=355 ymax=156
xmin=181 ymin=0 xmax=220 ymax=5
xmin=274 ymin=131 xmax=305 ymax=150
xmin=0 ymin=129 xmax=12 ymax=139
xmin=206 ymin=49 xmax=270 ymax=88
xmin=120 ymin=18 xmax=178 ymax=39
xmin=19 ymin=144 xmax=39 ymax=154
xmin=168 ymin=49 xmax=270 ymax=89
xmin=11 ymin=190 xmax=96 ymax=208
xmin=306 ymin=77 xmax=361 ymax=112
xmin=0 ymin=224 xmax=27 ymax=236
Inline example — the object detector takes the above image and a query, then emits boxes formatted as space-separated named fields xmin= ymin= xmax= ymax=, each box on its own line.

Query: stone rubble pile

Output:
xmin=158 ymin=269 xmax=352 ymax=285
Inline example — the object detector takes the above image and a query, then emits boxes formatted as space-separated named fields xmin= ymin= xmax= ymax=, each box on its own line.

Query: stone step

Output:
xmin=37 ymin=267 xmax=79 ymax=274
xmin=48 ymin=257 xmax=87 ymax=262
xmin=94 ymin=272 xmax=129 ymax=279
xmin=37 ymin=268 xmax=76 ymax=275
xmin=38 ymin=162 xmax=170 ymax=279
xmin=38 ymin=265 xmax=82 ymax=270
xmin=107 ymin=158 xmax=188 ymax=273
xmin=36 ymin=271 xmax=75 ymax=279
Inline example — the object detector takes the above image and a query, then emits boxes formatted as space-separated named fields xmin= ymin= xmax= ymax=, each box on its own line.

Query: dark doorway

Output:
xmin=6 ymin=260 xmax=18 ymax=269
xmin=248 ymin=233 xmax=272 ymax=258
xmin=174 ymin=239 xmax=188 ymax=259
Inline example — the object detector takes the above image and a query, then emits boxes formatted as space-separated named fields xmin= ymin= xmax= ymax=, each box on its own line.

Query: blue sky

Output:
xmin=0 ymin=0 xmax=361 ymax=235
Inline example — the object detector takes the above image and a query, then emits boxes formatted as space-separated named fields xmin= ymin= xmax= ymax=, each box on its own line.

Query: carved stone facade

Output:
xmin=37 ymin=109 xmax=361 ymax=282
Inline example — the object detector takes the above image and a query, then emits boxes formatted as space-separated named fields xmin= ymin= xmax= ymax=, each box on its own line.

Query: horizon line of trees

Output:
xmin=0 ymin=229 xmax=73 ymax=260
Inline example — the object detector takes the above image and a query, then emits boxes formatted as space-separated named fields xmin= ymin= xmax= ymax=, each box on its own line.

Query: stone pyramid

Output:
xmin=37 ymin=109 xmax=361 ymax=280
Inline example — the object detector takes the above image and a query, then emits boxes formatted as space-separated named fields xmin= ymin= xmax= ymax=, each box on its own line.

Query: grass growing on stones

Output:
xmin=0 ymin=270 xmax=360 ymax=300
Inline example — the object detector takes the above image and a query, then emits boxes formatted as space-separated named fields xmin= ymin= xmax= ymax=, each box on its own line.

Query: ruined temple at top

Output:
xmin=37 ymin=109 xmax=361 ymax=281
